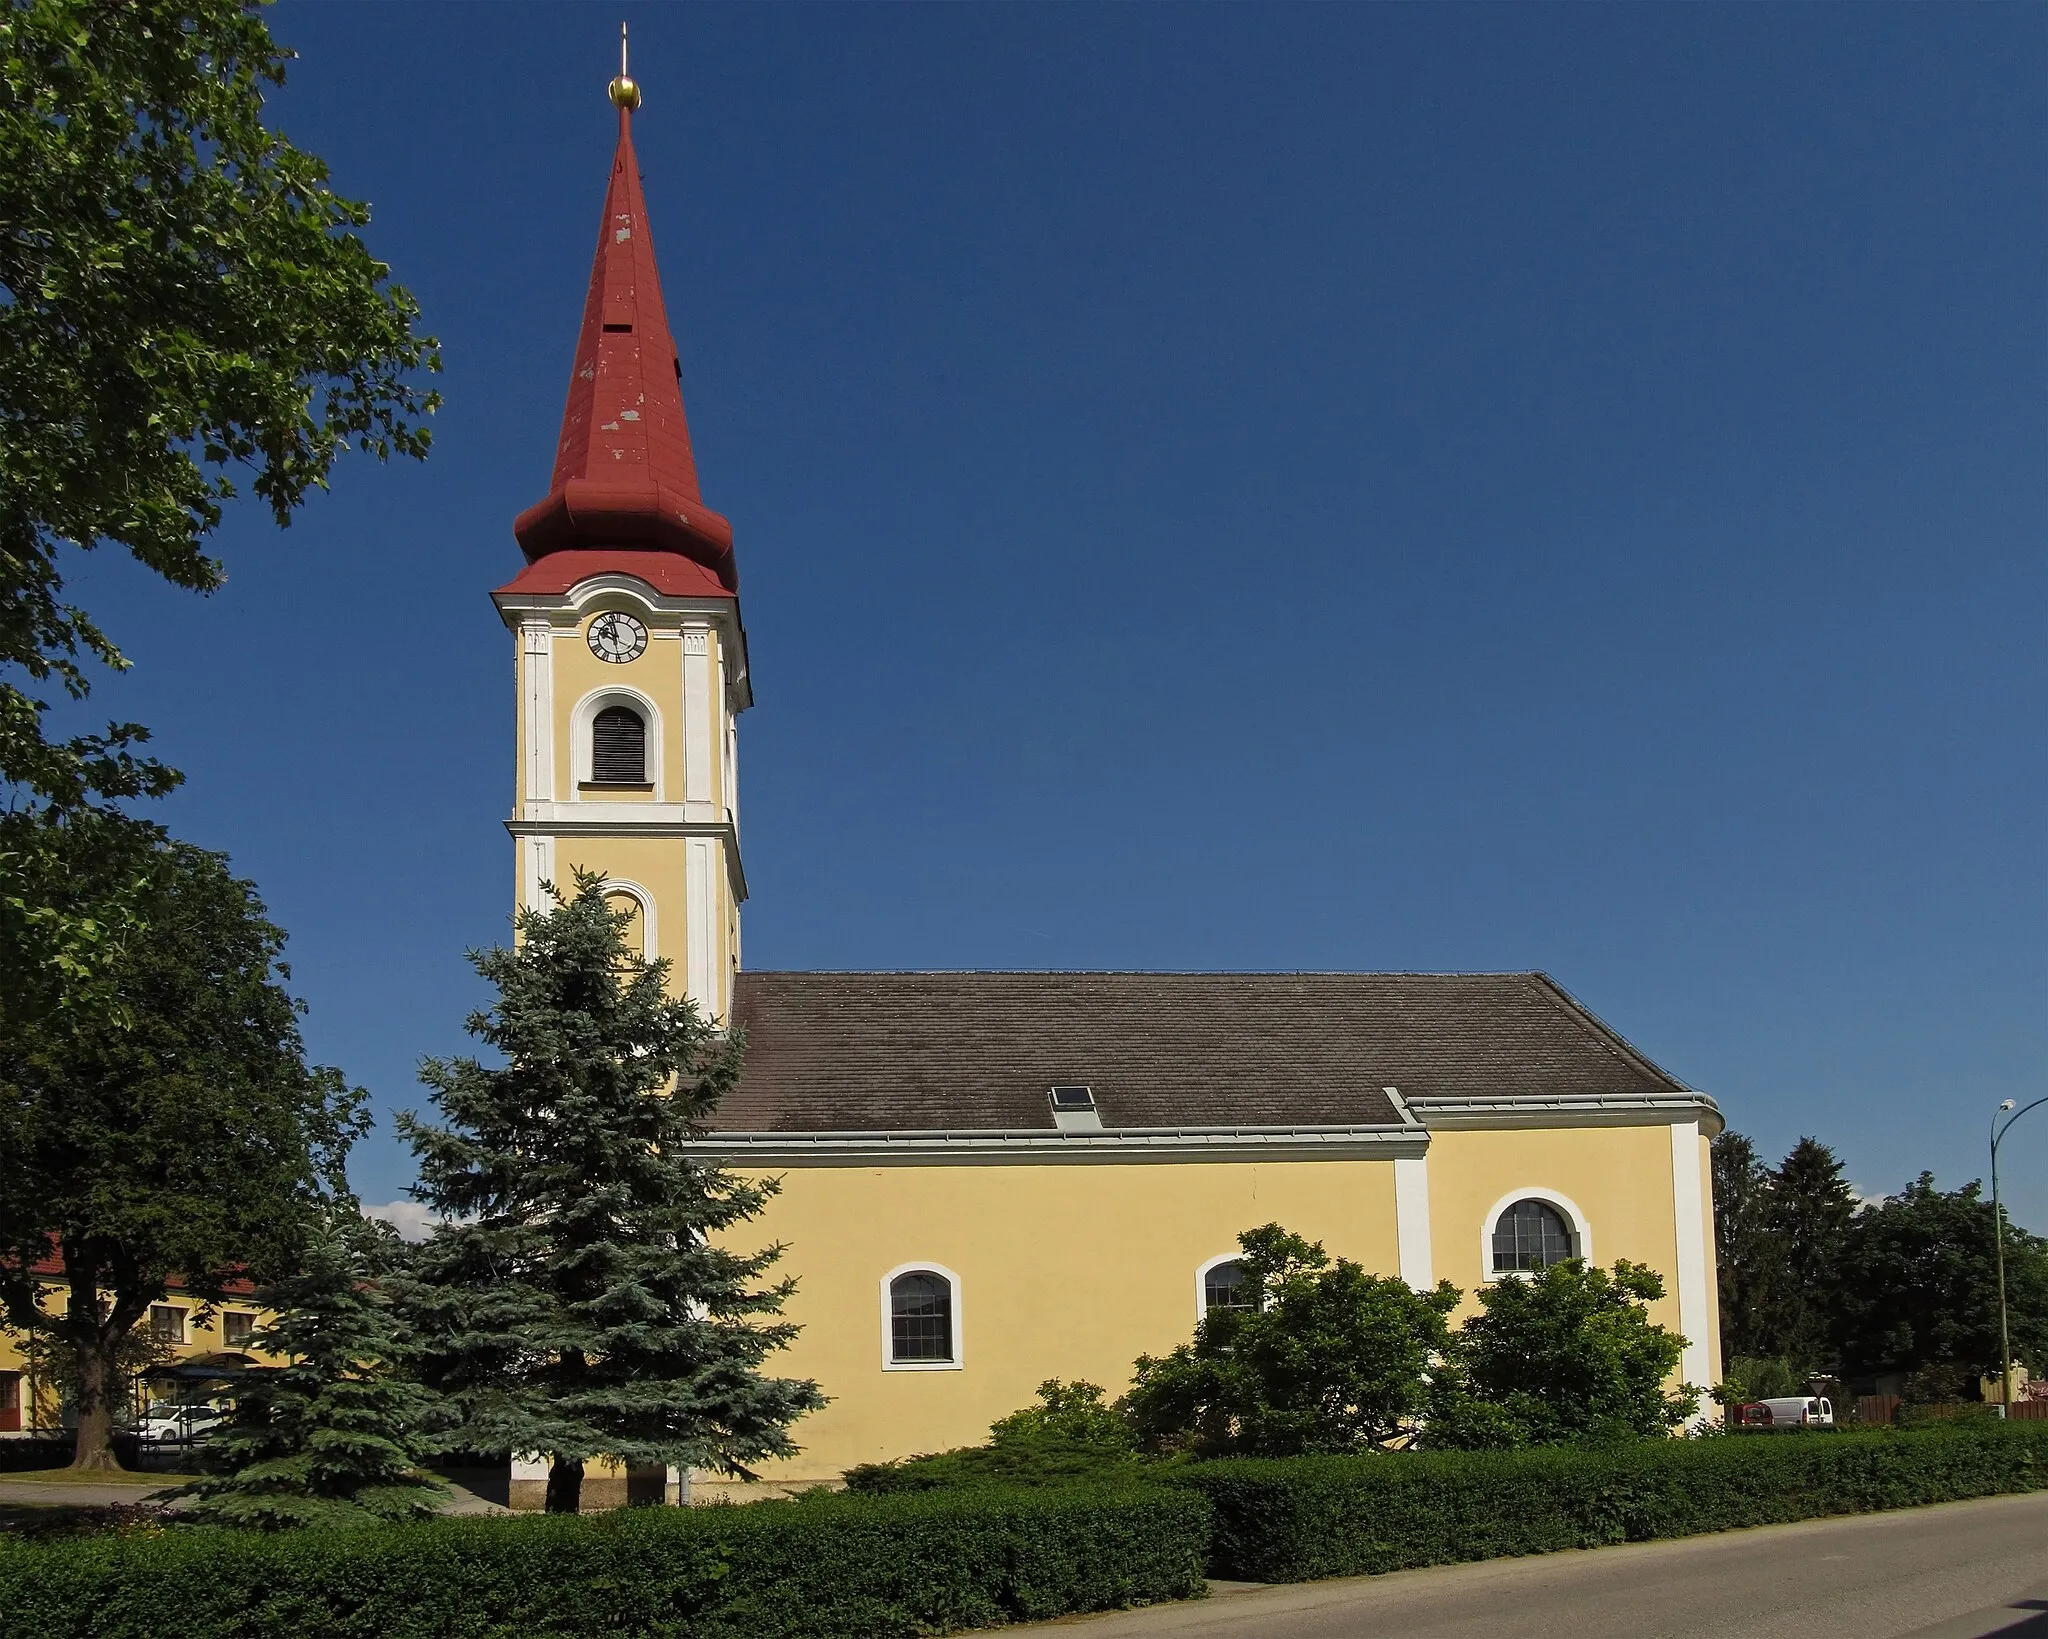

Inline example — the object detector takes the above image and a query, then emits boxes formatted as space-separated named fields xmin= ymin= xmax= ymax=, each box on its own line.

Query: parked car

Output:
xmin=1735 ymin=1396 xmax=1833 ymax=1431
xmin=135 ymin=1402 xmax=229 ymax=1445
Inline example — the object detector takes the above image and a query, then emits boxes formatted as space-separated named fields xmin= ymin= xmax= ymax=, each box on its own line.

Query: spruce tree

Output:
xmin=398 ymin=873 xmax=823 ymax=1512
xmin=1761 ymin=1137 xmax=1856 ymax=1372
xmin=181 ymin=1209 xmax=444 ymax=1528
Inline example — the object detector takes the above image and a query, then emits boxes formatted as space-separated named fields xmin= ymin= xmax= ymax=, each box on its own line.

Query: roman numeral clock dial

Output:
xmin=587 ymin=611 xmax=648 ymax=663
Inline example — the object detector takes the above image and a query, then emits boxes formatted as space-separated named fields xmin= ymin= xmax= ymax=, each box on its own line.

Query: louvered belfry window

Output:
xmin=590 ymin=706 xmax=647 ymax=784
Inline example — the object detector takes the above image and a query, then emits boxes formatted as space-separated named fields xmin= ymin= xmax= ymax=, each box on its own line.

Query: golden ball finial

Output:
xmin=609 ymin=22 xmax=639 ymax=110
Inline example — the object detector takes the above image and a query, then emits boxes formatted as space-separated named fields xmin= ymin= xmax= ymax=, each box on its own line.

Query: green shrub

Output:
xmin=1425 ymin=1260 xmax=1696 ymax=1448
xmin=1169 ymin=1422 xmax=2048 ymax=1582
xmin=988 ymin=1380 xmax=1136 ymax=1453
xmin=845 ymin=1379 xmax=1143 ymax=1494
xmin=1126 ymin=1225 xmax=1460 ymax=1457
xmin=0 ymin=1483 xmax=1211 ymax=1639
xmin=1897 ymin=1401 xmax=1999 ymax=1429
xmin=844 ymin=1436 xmax=1146 ymax=1494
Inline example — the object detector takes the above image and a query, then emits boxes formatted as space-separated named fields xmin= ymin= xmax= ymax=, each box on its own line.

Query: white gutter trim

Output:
xmin=1405 ymin=1092 xmax=1723 ymax=1135
xmin=680 ymin=1123 xmax=1430 ymax=1167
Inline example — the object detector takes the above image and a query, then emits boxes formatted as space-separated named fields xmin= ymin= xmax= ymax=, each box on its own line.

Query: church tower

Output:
xmin=494 ymin=60 xmax=747 ymax=1021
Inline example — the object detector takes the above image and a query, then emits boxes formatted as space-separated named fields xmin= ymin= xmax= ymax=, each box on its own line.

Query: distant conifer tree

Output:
xmin=182 ymin=1209 xmax=444 ymax=1528
xmin=398 ymin=873 xmax=823 ymax=1512
xmin=1765 ymin=1136 xmax=1858 ymax=1372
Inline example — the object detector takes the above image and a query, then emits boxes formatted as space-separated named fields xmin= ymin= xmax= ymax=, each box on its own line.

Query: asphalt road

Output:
xmin=1035 ymin=1492 xmax=2048 ymax=1638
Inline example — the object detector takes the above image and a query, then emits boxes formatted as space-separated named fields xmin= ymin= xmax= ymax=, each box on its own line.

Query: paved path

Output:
xmin=1034 ymin=1492 xmax=2048 ymax=1637
xmin=0 ymin=1476 xmax=176 ymax=1508
xmin=0 ymin=1473 xmax=507 ymax=1514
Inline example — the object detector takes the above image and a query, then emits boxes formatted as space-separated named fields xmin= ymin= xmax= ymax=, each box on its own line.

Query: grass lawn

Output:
xmin=0 ymin=1468 xmax=168 ymax=1486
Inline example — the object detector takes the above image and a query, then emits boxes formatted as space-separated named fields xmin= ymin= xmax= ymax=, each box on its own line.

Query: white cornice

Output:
xmin=493 ymin=578 xmax=740 ymax=621
xmin=513 ymin=800 xmax=731 ymax=829
xmin=1405 ymin=1092 xmax=1723 ymax=1136
xmin=681 ymin=1093 xmax=1724 ymax=1167
xmin=506 ymin=813 xmax=748 ymax=903
xmin=678 ymin=1124 xmax=1430 ymax=1167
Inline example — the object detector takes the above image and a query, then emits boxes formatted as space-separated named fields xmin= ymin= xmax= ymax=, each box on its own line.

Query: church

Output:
xmin=494 ymin=67 xmax=1723 ymax=1502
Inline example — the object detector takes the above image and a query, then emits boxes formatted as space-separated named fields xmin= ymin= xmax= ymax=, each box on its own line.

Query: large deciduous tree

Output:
xmin=398 ymin=873 xmax=824 ymax=1513
xmin=1124 ymin=1224 xmax=1460 ymax=1456
xmin=181 ymin=1208 xmax=444 ymax=1528
xmin=1832 ymin=1173 xmax=2048 ymax=1385
xmin=0 ymin=0 xmax=437 ymax=999
xmin=1427 ymin=1259 xmax=1697 ymax=1447
xmin=0 ymin=835 xmax=363 ymax=1470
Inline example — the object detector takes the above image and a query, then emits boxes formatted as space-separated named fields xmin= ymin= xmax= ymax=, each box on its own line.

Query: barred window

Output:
xmin=1491 ymin=1199 xmax=1576 ymax=1273
xmin=590 ymin=706 xmax=647 ymax=784
xmin=1203 ymin=1259 xmax=1256 ymax=1315
xmin=889 ymin=1271 xmax=953 ymax=1363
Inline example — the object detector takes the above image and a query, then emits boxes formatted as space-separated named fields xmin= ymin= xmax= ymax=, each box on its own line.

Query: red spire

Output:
xmin=513 ymin=101 xmax=736 ymax=591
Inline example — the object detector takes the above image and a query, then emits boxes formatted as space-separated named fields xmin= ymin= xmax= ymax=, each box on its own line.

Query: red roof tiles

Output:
xmin=513 ymin=103 xmax=737 ymax=591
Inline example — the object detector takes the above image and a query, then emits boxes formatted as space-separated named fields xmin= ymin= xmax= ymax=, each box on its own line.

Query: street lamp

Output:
xmin=1990 ymin=1096 xmax=2048 ymax=1416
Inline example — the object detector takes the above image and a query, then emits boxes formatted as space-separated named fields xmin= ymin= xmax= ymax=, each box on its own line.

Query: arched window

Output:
xmin=603 ymin=892 xmax=645 ymax=957
xmin=590 ymin=705 xmax=647 ymax=784
xmin=1202 ymin=1259 xmax=1256 ymax=1315
xmin=1491 ymin=1198 xmax=1577 ymax=1273
xmin=889 ymin=1271 xmax=954 ymax=1364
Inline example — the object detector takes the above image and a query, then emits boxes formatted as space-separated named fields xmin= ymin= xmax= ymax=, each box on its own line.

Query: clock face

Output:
xmin=587 ymin=611 xmax=649 ymax=664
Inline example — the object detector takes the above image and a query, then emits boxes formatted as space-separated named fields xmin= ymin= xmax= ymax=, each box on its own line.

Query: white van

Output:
xmin=1735 ymin=1396 xmax=1833 ymax=1431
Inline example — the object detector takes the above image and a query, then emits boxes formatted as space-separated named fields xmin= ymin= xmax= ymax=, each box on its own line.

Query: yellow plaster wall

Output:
xmin=0 ymin=1284 xmax=280 ymax=1433
xmin=509 ymin=596 xmax=742 ymax=1017
xmin=1423 ymin=1125 xmax=1685 ymax=1335
xmin=719 ymin=1157 xmax=1403 ymax=1488
xmin=551 ymin=613 xmax=686 ymax=801
xmin=553 ymin=833 xmax=735 ymax=1016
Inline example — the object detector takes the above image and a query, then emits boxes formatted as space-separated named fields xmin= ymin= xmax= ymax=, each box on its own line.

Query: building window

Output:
xmin=149 ymin=1305 xmax=187 ymax=1344
xmin=0 ymin=1373 xmax=20 ymax=1433
xmin=223 ymin=1312 xmax=256 ymax=1348
xmin=888 ymin=1271 xmax=954 ymax=1364
xmin=589 ymin=705 xmax=647 ymax=784
xmin=1491 ymin=1199 xmax=1577 ymax=1273
xmin=1203 ymin=1259 xmax=1256 ymax=1315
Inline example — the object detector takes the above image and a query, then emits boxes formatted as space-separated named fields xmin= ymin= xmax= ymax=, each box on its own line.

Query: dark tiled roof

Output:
xmin=716 ymin=971 xmax=1687 ymax=1133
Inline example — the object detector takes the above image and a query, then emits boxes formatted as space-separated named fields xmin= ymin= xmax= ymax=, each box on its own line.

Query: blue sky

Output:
xmin=52 ymin=3 xmax=2046 ymax=1225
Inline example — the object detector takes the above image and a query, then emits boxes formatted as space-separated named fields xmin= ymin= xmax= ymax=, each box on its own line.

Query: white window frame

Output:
xmin=572 ymin=685 xmax=665 ymax=798
xmin=1194 ymin=1252 xmax=1255 ymax=1322
xmin=879 ymin=1261 xmax=964 ymax=1372
xmin=594 ymin=877 xmax=659 ymax=961
xmin=1480 ymin=1188 xmax=1592 ymax=1281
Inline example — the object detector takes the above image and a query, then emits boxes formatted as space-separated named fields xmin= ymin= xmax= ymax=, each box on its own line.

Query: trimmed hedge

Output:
xmin=1170 ymin=1423 xmax=2048 ymax=1582
xmin=0 ymin=1482 xmax=1211 ymax=1639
